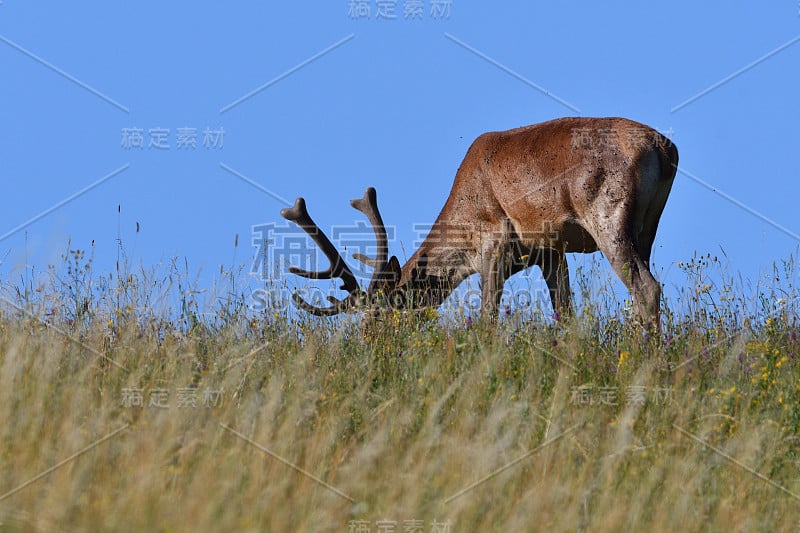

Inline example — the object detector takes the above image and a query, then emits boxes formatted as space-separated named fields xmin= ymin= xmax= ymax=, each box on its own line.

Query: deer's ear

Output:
xmin=369 ymin=256 xmax=401 ymax=293
xmin=383 ymin=256 xmax=401 ymax=286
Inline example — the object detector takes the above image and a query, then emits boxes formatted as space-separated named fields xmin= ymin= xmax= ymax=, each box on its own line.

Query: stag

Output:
xmin=280 ymin=117 xmax=678 ymax=325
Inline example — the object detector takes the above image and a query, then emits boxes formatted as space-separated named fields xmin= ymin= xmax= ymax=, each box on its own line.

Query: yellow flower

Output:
xmin=618 ymin=351 xmax=630 ymax=367
xmin=697 ymin=284 xmax=712 ymax=295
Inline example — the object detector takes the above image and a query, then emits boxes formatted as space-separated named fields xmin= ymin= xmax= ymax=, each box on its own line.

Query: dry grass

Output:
xmin=0 ymin=250 xmax=798 ymax=531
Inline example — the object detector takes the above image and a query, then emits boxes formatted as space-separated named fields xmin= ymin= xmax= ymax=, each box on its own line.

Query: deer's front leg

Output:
xmin=480 ymin=250 xmax=504 ymax=319
xmin=536 ymin=248 xmax=572 ymax=318
xmin=479 ymin=219 xmax=515 ymax=319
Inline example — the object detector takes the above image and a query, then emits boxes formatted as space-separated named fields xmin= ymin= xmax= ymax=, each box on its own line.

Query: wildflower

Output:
xmin=697 ymin=284 xmax=711 ymax=295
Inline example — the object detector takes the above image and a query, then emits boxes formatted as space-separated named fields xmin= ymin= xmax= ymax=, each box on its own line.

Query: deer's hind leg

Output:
xmin=601 ymin=231 xmax=661 ymax=328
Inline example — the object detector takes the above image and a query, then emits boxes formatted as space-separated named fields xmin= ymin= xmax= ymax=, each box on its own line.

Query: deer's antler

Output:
xmin=280 ymin=198 xmax=360 ymax=292
xmin=280 ymin=188 xmax=392 ymax=315
xmin=349 ymin=187 xmax=389 ymax=275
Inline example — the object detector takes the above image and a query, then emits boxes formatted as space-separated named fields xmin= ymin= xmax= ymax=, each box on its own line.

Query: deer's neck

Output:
xmin=399 ymin=222 xmax=478 ymax=308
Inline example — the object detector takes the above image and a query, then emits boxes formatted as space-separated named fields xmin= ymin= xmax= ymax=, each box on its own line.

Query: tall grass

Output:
xmin=0 ymin=247 xmax=798 ymax=531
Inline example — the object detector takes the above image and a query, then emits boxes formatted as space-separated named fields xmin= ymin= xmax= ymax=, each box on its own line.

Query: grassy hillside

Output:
xmin=0 ymin=250 xmax=798 ymax=531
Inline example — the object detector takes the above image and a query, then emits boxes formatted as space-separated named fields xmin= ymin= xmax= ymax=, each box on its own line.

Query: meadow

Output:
xmin=0 ymin=248 xmax=798 ymax=531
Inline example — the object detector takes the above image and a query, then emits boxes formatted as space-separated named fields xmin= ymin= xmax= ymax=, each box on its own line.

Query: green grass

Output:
xmin=0 ymin=249 xmax=798 ymax=531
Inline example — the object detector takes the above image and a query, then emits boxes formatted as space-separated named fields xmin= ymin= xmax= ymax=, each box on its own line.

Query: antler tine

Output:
xmin=280 ymin=197 xmax=360 ymax=295
xmin=349 ymin=187 xmax=389 ymax=271
xmin=291 ymin=293 xmax=359 ymax=317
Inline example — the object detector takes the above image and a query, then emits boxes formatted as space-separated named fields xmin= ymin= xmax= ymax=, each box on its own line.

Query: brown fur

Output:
xmin=398 ymin=117 xmax=678 ymax=324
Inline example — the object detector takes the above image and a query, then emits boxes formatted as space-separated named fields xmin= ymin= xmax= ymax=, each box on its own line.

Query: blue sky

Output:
xmin=2 ymin=2 xmax=799 ymax=315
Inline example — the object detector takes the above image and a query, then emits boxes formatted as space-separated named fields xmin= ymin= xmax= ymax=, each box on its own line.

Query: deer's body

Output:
xmin=281 ymin=117 xmax=678 ymax=325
